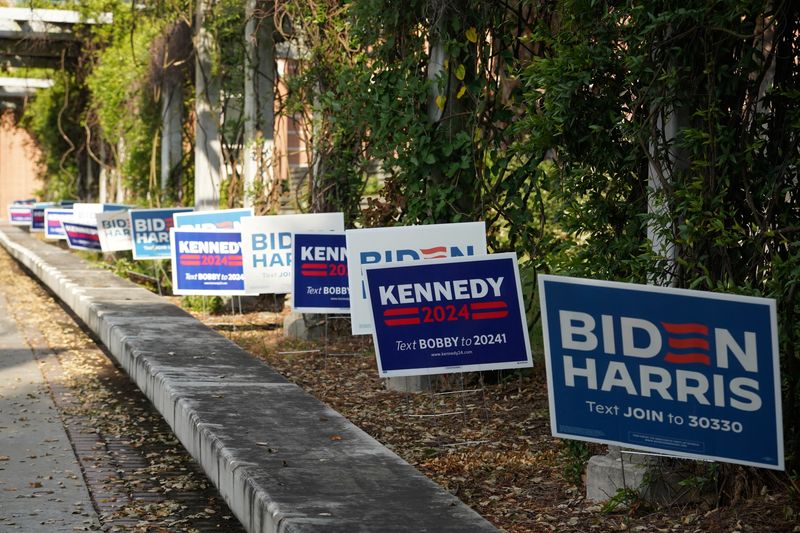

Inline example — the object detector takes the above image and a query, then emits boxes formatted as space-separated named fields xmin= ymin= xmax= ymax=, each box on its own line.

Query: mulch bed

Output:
xmin=188 ymin=306 xmax=799 ymax=533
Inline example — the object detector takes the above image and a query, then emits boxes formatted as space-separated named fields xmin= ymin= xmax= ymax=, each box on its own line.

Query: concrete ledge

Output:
xmin=0 ymin=225 xmax=496 ymax=533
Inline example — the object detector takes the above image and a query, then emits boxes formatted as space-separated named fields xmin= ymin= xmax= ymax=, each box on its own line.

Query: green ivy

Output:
xmin=517 ymin=0 xmax=800 ymax=470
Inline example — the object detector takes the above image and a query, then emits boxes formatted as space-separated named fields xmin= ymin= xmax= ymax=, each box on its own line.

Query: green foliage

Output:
xmin=562 ymin=439 xmax=590 ymax=485
xmin=86 ymin=16 xmax=166 ymax=204
xmin=16 ymin=0 xmax=800 ymax=473
xmin=601 ymin=487 xmax=642 ymax=514
xmin=22 ymin=72 xmax=85 ymax=200
xmin=678 ymin=462 xmax=719 ymax=492
xmin=181 ymin=295 xmax=224 ymax=314
xmin=516 ymin=0 xmax=800 ymax=470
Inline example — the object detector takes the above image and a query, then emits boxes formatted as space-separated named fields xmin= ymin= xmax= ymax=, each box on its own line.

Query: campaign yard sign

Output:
xmin=63 ymin=219 xmax=102 ymax=251
xmin=8 ymin=204 xmax=32 ymax=226
xmin=71 ymin=202 xmax=106 ymax=221
xmin=346 ymin=222 xmax=487 ymax=335
xmin=292 ymin=233 xmax=349 ymax=313
xmin=43 ymin=208 xmax=74 ymax=239
xmin=96 ymin=210 xmax=132 ymax=252
xmin=30 ymin=203 xmax=55 ymax=232
xmin=170 ymin=229 xmax=247 ymax=295
xmin=364 ymin=253 xmax=532 ymax=378
xmin=174 ymin=208 xmax=253 ymax=230
xmin=240 ymin=212 xmax=345 ymax=294
xmin=129 ymin=207 xmax=193 ymax=260
xmin=538 ymin=275 xmax=783 ymax=470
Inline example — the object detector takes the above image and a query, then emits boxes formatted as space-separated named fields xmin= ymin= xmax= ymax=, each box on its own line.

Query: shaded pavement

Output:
xmin=0 ymin=244 xmax=243 ymax=532
xmin=0 ymin=290 xmax=100 ymax=531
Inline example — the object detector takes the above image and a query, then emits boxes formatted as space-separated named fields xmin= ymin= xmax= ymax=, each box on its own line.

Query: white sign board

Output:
xmin=72 ymin=203 xmax=106 ymax=222
xmin=43 ymin=208 xmax=74 ymax=239
xmin=345 ymin=222 xmax=487 ymax=335
xmin=96 ymin=210 xmax=132 ymax=252
xmin=173 ymin=208 xmax=253 ymax=230
xmin=240 ymin=213 xmax=345 ymax=294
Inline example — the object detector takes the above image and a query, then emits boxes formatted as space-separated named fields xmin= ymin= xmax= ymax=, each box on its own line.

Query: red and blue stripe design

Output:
xmin=661 ymin=321 xmax=711 ymax=366
xmin=179 ymin=254 xmax=243 ymax=267
xmin=383 ymin=300 xmax=509 ymax=326
xmin=301 ymin=263 xmax=328 ymax=277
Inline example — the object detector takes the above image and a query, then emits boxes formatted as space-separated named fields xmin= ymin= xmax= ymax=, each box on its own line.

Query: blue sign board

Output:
xmin=129 ymin=207 xmax=193 ymax=260
xmin=30 ymin=203 xmax=56 ymax=232
xmin=63 ymin=220 xmax=102 ymax=251
xmin=292 ymin=233 xmax=349 ymax=313
xmin=170 ymin=229 xmax=248 ymax=295
xmin=102 ymin=203 xmax=129 ymax=211
xmin=538 ymin=275 xmax=783 ymax=470
xmin=174 ymin=208 xmax=253 ymax=230
xmin=43 ymin=208 xmax=74 ymax=239
xmin=364 ymin=253 xmax=533 ymax=377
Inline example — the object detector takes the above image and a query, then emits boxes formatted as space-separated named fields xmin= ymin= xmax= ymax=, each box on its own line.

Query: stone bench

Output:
xmin=0 ymin=224 xmax=496 ymax=533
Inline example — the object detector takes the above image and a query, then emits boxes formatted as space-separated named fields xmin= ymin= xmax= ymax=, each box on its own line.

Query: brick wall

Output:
xmin=0 ymin=110 xmax=43 ymax=220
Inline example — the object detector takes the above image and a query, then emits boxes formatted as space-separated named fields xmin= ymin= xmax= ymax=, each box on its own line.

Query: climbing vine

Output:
xmin=14 ymin=0 xmax=800 ymax=472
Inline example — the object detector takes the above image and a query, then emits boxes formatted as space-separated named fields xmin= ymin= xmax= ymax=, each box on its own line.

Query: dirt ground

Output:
xmin=189 ymin=306 xmax=799 ymax=533
xmin=0 ymin=248 xmax=243 ymax=532
xmin=4 ymin=233 xmax=798 ymax=531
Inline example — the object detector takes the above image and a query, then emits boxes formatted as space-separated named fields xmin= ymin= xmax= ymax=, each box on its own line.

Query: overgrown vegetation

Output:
xmin=16 ymin=0 xmax=800 ymax=481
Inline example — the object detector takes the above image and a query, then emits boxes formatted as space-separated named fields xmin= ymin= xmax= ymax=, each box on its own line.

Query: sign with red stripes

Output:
xmin=8 ymin=204 xmax=32 ymax=226
xmin=364 ymin=253 xmax=532 ymax=377
xmin=43 ymin=208 xmax=74 ymax=240
xmin=346 ymin=222 xmax=488 ymax=335
xmin=170 ymin=228 xmax=248 ymax=295
xmin=63 ymin=219 xmax=102 ymax=251
xmin=292 ymin=232 xmax=349 ymax=313
xmin=538 ymin=275 xmax=783 ymax=470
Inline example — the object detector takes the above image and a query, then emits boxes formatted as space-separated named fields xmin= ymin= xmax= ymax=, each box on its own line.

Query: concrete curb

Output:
xmin=0 ymin=225 xmax=497 ymax=533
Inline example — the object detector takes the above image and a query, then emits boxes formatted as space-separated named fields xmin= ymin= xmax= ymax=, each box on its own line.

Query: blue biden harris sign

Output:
xmin=129 ymin=207 xmax=193 ymax=260
xmin=538 ymin=275 xmax=783 ymax=470
xmin=365 ymin=254 xmax=533 ymax=378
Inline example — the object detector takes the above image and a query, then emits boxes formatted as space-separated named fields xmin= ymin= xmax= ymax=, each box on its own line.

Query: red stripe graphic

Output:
xmin=472 ymin=310 xmax=509 ymax=320
xmin=383 ymin=307 xmax=420 ymax=317
xmin=181 ymin=254 xmax=200 ymax=260
xmin=661 ymin=322 xmax=709 ymax=335
xmin=470 ymin=301 xmax=508 ymax=311
xmin=301 ymin=262 xmax=327 ymax=277
xmin=385 ymin=317 xmax=421 ymax=326
xmin=668 ymin=337 xmax=710 ymax=350
xmin=67 ymin=232 xmax=99 ymax=241
xmin=419 ymin=246 xmax=446 ymax=255
xmin=664 ymin=352 xmax=711 ymax=365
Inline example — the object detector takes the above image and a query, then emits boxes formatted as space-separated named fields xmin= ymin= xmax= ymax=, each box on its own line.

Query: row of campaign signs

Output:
xmin=5 ymin=201 xmax=785 ymax=471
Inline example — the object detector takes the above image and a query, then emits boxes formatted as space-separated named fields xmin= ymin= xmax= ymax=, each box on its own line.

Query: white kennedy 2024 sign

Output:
xmin=240 ymin=213 xmax=345 ymax=294
xmin=345 ymin=222 xmax=487 ymax=335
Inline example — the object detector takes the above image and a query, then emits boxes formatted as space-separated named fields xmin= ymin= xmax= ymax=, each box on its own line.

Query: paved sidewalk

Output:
xmin=0 ymin=291 xmax=101 ymax=531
